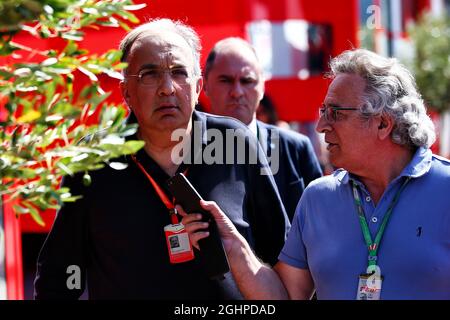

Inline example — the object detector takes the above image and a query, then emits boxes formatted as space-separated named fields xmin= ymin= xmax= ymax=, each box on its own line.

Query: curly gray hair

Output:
xmin=119 ymin=18 xmax=202 ymax=77
xmin=329 ymin=49 xmax=436 ymax=149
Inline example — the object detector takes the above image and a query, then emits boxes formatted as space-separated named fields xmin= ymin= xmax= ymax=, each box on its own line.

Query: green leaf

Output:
xmin=44 ymin=81 xmax=56 ymax=106
xmin=407 ymin=13 xmax=450 ymax=113
xmin=23 ymin=202 xmax=45 ymax=226
xmin=105 ymin=71 xmax=123 ymax=81
xmin=61 ymin=195 xmax=83 ymax=202
xmin=13 ymin=204 xmax=29 ymax=214
xmin=42 ymin=57 xmax=58 ymax=66
xmin=63 ymin=40 xmax=78 ymax=55
xmin=122 ymin=140 xmax=145 ymax=155
xmin=116 ymin=10 xmax=139 ymax=24
xmin=19 ymin=168 xmax=37 ymax=179
xmin=108 ymin=162 xmax=128 ymax=170
xmin=118 ymin=20 xmax=131 ymax=32
xmin=0 ymin=40 xmax=20 ymax=56
xmin=123 ymin=4 xmax=147 ymax=11
xmin=56 ymin=161 xmax=73 ymax=176
xmin=119 ymin=126 xmax=138 ymax=137
xmin=1 ymin=0 xmax=146 ymax=218
xmin=78 ymin=66 xmax=98 ymax=81
xmin=83 ymin=172 xmax=91 ymax=186
xmin=38 ymin=25 xmax=51 ymax=39
xmin=0 ymin=69 xmax=14 ymax=80
xmin=104 ymin=50 xmax=123 ymax=63
xmin=61 ymin=31 xmax=84 ymax=41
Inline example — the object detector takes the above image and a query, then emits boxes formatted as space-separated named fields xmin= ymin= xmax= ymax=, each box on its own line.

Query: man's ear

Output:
xmin=259 ymin=87 xmax=265 ymax=103
xmin=120 ymin=80 xmax=131 ymax=108
xmin=196 ymin=77 xmax=204 ymax=97
xmin=258 ymin=75 xmax=265 ymax=102
xmin=202 ymin=77 xmax=209 ymax=96
xmin=377 ymin=114 xmax=394 ymax=140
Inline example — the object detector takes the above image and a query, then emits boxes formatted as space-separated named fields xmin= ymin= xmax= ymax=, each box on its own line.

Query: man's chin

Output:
xmin=141 ymin=114 xmax=186 ymax=132
xmin=228 ymin=110 xmax=251 ymax=125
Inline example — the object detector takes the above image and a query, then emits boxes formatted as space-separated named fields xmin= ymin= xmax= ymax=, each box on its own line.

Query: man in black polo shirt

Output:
xmin=34 ymin=19 xmax=289 ymax=299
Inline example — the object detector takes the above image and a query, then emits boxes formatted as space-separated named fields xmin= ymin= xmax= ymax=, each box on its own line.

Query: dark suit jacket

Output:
xmin=257 ymin=121 xmax=322 ymax=220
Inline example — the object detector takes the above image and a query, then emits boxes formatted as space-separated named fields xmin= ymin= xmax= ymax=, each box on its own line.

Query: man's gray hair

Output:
xmin=119 ymin=18 xmax=202 ymax=77
xmin=329 ymin=49 xmax=436 ymax=149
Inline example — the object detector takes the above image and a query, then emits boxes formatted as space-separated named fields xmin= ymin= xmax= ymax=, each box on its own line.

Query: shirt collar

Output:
xmin=398 ymin=146 xmax=432 ymax=178
xmin=336 ymin=147 xmax=432 ymax=185
xmin=192 ymin=110 xmax=208 ymax=146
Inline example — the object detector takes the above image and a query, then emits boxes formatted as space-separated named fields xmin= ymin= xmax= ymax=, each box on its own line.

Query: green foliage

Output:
xmin=359 ymin=25 xmax=375 ymax=52
xmin=0 ymin=0 xmax=146 ymax=225
xmin=408 ymin=13 xmax=450 ymax=114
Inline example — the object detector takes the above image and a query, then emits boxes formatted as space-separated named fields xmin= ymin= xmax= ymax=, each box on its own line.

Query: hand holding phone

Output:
xmin=167 ymin=173 xmax=230 ymax=279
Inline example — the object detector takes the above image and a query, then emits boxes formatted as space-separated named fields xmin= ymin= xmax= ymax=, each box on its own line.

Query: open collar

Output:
xmin=336 ymin=147 xmax=432 ymax=185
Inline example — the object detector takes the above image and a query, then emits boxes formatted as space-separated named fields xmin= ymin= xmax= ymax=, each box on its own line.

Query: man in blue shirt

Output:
xmin=181 ymin=49 xmax=450 ymax=299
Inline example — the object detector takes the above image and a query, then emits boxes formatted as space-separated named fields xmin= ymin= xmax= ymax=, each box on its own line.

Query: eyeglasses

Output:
xmin=318 ymin=104 xmax=359 ymax=124
xmin=126 ymin=68 xmax=194 ymax=87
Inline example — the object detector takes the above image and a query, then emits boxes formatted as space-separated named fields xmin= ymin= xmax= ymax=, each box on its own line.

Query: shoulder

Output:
xmin=302 ymin=169 xmax=347 ymax=197
xmin=294 ymin=171 xmax=346 ymax=224
xmin=430 ymin=154 xmax=450 ymax=178
xmin=197 ymin=111 xmax=249 ymax=132
xmin=432 ymin=154 xmax=450 ymax=166
xmin=302 ymin=169 xmax=349 ymax=204
xmin=258 ymin=121 xmax=311 ymax=145
xmin=258 ymin=122 xmax=314 ymax=158
xmin=196 ymin=112 xmax=263 ymax=160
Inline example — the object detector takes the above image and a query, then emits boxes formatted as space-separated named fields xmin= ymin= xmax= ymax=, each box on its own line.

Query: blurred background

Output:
xmin=1 ymin=0 xmax=449 ymax=299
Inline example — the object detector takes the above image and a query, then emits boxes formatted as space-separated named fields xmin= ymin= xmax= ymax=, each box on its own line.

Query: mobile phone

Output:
xmin=166 ymin=173 xmax=230 ymax=279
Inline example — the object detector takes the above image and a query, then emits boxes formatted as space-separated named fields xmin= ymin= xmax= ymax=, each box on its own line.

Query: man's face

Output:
xmin=204 ymin=48 xmax=264 ymax=125
xmin=121 ymin=31 xmax=202 ymax=132
xmin=316 ymin=73 xmax=379 ymax=172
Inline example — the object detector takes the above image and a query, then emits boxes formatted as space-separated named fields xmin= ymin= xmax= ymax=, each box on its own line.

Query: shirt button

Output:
xmin=371 ymin=217 xmax=378 ymax=223
xmin=366 ymin=196 xmax=371 ymax=202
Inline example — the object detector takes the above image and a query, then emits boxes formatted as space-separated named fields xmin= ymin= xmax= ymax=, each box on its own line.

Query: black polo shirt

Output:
xmin=34 ymin=111 xmax=290 ymax=299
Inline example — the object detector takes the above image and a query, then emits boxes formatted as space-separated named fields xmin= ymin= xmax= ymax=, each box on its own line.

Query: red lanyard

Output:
xmin=131 ymin=155 xmax=186 ymax=225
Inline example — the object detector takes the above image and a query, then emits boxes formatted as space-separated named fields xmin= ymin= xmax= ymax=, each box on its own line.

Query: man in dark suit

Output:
xmin=204 ymin=37 xmax=322 ymax=220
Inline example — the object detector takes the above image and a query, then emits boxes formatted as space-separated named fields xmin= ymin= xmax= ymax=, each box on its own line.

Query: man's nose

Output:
xmin=157 ymin=72 xmax=175 ymax=96
xmin=230 ymin=82 xmax=244 ymax=98
xmin=316 ymin=114 xmax=332 ymax=133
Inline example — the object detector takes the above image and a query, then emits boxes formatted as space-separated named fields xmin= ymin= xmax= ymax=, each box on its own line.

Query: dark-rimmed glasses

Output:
xmin=126 ymin=68 xmax=194 ymax=87
xmin=318 ymin=104 xmax=359 ymax=124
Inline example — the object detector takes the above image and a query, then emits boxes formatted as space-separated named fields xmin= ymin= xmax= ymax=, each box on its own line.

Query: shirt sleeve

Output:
xmin=34 ymin=173 xmax=88 ymax=299
xmin=278 ymin=197 xmax=309 ymax=269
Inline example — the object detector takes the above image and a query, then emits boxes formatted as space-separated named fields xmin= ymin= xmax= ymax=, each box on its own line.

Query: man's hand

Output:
xmin=177 ymin=200 xmax=242 ymax=254
xmin=178 ymin=200 xmax=296 ymax=300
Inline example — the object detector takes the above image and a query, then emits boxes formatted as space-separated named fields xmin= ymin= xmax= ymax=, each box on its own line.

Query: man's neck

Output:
xmin=356 ymin=145 xmax=414 ymax=205
xmin=138 ymin=121 xmax=192 ymax=176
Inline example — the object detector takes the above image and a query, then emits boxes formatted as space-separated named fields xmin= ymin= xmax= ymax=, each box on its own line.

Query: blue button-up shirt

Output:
xmin=279 ymin=147 xmax=450 ymax=299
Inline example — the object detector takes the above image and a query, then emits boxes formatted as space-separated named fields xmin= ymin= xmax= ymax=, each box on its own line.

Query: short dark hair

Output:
xmin=204 ymin=37 xmax=260 ymax=79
